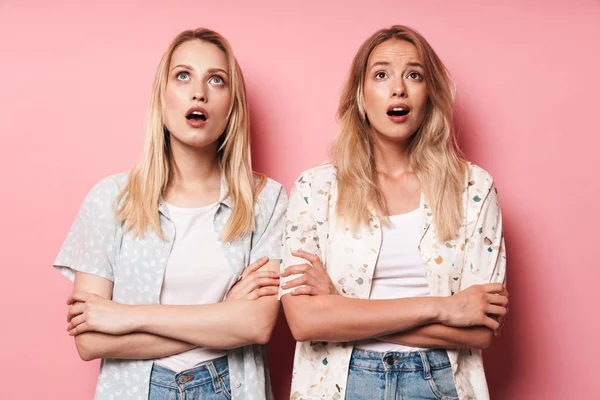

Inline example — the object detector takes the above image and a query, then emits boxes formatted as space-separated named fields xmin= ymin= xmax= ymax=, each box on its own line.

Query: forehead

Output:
xmin=367 ymin=39 xmax=421 ymax=67
xmin=169 ymin=39 xmax=229 ymax=70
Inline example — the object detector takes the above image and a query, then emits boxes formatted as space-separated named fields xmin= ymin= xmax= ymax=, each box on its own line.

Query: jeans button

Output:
xmin=386 ymin=356 xmax=394 ymax=365
xmin=178 ymin=376 xmax=186 ymax=384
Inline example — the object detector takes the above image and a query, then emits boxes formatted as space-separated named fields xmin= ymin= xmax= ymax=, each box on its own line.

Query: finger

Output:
xmin=67 ymin=291 xmax=92 ymax=305
xmin=68 ymin=322 xmax=91 ymax=336
xmin=291 ymin=250 xmax=322 ymax=267
xmin=487 ymin=294 xmax=509 ymax=307
xmin=482 ymin=283 xmax=504 ymax=294
xmin=485 ymin=304 xmax=507 ymax=317
xmin=67 ymin=303 xmax=86 ymax=323
xmin=242 ymin=257 xmax=270 ymax=279
xmin=248 ymin=286 xmax=279 ymax=300
xmin=248 ymin=271 xmax=280 ymax=280
xmin=236 ymin=271 xmax=278 ymax=290
xmin=252 ymin=278 xmax=281 ymax=289
xmin=280 ymin=264 xmax=312 ymax=277
xmin=290 ymin=287 xmax=315 ymax=296
xmin=482 ymin=316 xmax=500 ymax=331
xmin=281 ymin=275 xmax=309 ymax=290
xmin=67 ymin=314 xmax=87 ymax=332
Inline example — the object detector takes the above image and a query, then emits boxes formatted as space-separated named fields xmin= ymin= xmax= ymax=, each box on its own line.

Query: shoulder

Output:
xmin=467 ymin=163 xmax=495 ymax=192
xmin=254 ymin=176 xmax=287 ymax=215
xmin=294 ymin=163 xmax=337 ymax=189
xmin=465 ymin=163 xmax=500 ymax=208
xmin=83 ymin=172 xmax=129 ymax=210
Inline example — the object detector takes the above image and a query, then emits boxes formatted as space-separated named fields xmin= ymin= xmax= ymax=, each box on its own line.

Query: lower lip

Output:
xmin=388 ymin=113 xmax=409 ymax=123
xmin=186 ymin=118 xmax=208 ymax=128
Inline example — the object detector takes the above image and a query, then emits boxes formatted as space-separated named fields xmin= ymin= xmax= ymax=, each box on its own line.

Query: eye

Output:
xmin=210 ymin=75 xmax=225 ymax=85
xmin=176 ymin=71 xmax=190 ymax=81
xmin=408 ymin=71 xmax=423 ymax=80
xmin=375 ymin=71 xmax=388 ymax=80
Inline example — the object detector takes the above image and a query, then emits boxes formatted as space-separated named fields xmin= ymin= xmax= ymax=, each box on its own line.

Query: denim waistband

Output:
xmin=350 ymin=348 xmax=452 ymax=372
xmin=151 ymin=355 xmax=229 ymax=390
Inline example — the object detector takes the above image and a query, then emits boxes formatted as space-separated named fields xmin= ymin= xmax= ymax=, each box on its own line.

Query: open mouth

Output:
xmin=386 ymin=107 xmax=410 ymax=117
xmin=186 ymin=111 xmax=207 ymax=121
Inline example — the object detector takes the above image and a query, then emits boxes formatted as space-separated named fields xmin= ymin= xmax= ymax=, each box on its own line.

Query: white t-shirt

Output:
xmin=355 ymin=208 xmax=430 ymax=353
xmin=156 ymin=202 xmax=234 ymax=372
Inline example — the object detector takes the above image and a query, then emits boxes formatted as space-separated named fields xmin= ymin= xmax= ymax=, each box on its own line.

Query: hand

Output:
xmin=439 ymin=283 xmax=509 ymax=333
xmin=226 ymin=257 xmax=280 ymax=301
xmin=280 ymin=250 xmax=338 ymax=296
xmin=494 ymin=304 xmax=509 ymax=337
xmin=66 ymin=292 xmax=134 ymax=336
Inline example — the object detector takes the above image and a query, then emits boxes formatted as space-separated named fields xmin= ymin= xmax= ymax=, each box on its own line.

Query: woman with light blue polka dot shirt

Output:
xmin=54 ymin=28 xmax=286 ymax=400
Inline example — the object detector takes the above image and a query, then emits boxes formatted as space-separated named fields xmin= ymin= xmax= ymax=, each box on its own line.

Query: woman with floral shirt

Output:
xmin=280 ymin=25 xmax=507 ymax=400
xmin=54 ymin=28 xmax=286 ymax=400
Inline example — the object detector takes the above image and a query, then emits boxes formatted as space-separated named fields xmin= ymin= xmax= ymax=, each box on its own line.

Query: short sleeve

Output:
xmin=249 ymin=180 xmax=288 ymax=265
xmin=461 ymin=181 xmax=506 ymax=289
xmin=53 ymin=177 xmax=121 ymax=282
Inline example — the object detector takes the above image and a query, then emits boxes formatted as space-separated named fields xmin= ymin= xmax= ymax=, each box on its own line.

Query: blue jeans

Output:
xmin=149 ymin=356 xmax=232 ymax=400
xmin=347 ymin=348 xmax=459 ymax=400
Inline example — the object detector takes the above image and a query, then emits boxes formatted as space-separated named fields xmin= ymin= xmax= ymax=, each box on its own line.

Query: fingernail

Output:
xmin=281 ymin=282 xmax=287 ymax=288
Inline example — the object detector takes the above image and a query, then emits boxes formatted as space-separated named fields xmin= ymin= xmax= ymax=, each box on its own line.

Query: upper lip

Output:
xmin=386 ymin=103 xmax=410 ymax=113
xmin=186 ymin=106 xmax=209 ymax=119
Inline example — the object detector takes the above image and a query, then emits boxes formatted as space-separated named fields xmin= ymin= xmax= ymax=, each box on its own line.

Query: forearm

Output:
xmin=75 ymin=332 xmax=196 ymax=361
xmin=376 ymin=324 xmax=494 ymax=349
xmin=131 ymin=297 xmax=279 ymax=348
xmin=282 ymin=295 xmax=442 ymax=342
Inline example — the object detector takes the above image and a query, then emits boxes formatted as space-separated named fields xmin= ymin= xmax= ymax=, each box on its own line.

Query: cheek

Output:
xmin=363 ymin=84 xmax=386 ymax=114
xmin=213 ymin=90 xmax=232 ymax=116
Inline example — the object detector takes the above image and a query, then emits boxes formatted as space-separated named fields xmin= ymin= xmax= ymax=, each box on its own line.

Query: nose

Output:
xmin=191 ymin=84 xmax=207 ymax=103
xmin=391 ymin=77 xmax=406 ymax=98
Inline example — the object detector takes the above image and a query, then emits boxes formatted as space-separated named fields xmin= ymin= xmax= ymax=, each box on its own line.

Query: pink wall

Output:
xmin=1 ymin=0 xmax=599 ymax=398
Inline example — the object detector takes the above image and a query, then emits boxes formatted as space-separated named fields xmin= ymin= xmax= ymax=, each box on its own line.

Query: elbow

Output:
xmin=286 ymin=314 xmax=315 ymax=342
xmin=75 ymin=335 xmax=99 ymax=361
xmin=473 ymin=329 xmax=494 ymax=350
xmin=249 ymin=308 xmax=279 ymax=345
xmin=251 ymin=316 xmax=276 ymax=345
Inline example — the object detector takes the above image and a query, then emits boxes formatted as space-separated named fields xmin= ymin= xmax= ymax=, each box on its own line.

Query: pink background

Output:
xmin=1 ymin=0 xmax=599 ymax=398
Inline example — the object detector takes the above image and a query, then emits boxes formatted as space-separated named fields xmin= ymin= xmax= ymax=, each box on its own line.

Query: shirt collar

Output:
xmin=158 ymin=174 xmax=232 ymax=216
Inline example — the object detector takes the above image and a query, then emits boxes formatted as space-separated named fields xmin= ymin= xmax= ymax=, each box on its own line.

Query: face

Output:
xmin=163 ymin=40 xmax=231 ymax=149
xmin=363 ymin=39 xmax=428 ymax=144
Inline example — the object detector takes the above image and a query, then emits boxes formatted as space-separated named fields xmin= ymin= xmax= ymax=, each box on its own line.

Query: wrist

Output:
xmin=126 ymin=305 xmax=146 ymax=332
xmin=429 ymin=297 xmax=447 ymax=325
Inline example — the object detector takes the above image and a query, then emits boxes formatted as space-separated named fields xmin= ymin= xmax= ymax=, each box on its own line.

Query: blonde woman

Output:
xmin=54 ymin=28 xmax=286 ymax=400
xmin=280 ymin=26 xmax=507 ymax=400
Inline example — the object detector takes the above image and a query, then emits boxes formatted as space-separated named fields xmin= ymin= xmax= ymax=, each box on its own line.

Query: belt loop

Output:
xmin=419 ymin=350 xmax=432 ymax=380
xmin=206 ymin=361 xmax=222 ymax=394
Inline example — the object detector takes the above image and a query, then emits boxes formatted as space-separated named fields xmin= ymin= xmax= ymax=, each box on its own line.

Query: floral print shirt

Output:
xmin=280 ymin=163 xmax=506 ymax=400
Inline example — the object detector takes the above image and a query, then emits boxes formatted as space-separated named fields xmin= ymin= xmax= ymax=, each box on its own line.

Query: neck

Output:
xmin=372 ymin=132 xmax=412 ymax=177
xmin=168 ymin=138 xmax=221 ymax=189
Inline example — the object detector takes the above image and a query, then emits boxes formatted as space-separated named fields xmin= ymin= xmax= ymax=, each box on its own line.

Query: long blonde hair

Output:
xmin=116 ymin=28 xmax=264 ymax=242
xmin=331 ymin=25 xmax=467 ymax=242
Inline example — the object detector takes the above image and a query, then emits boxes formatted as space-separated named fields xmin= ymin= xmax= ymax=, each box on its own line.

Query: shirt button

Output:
xmin=422 ymin=253 xmax=431 ymax=262
xmin=225 ymin=242 xmax=231 ymax=248
xmin=234 ymin=380 xmax=241 ymax=388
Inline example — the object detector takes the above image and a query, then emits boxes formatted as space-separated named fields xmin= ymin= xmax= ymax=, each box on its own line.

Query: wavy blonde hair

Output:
xmin=331 ymin=25 xmax=467 ymax=242
xmin=116 ymin=28 xmax=264 ymax=242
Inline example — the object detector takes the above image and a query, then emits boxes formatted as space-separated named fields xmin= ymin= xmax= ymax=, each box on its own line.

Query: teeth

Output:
xmin=391 ymin=108 xmax=406 ymax=111
xmin=191 ymin=111 xmax=204 ymax=116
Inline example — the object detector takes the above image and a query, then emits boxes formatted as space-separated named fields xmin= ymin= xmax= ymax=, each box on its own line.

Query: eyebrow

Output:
xmin=369 ymin=61 xmax=424 ymax=70
xmin=170 ymin=64 xmax=229 ymax=76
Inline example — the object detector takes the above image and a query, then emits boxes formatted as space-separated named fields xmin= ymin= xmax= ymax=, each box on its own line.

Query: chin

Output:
xmin=172 ymin=130 xmax=221 ymax=149
xmin=377 ymin=129 xmax=414 ymax=143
